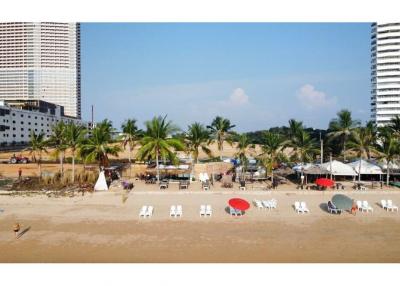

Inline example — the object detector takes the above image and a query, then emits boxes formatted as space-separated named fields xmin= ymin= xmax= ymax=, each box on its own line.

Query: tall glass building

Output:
xmin=0 ymin=22 xmax=81 ymax=118
xmin=371 ymin=22 xmax=400 ymax=126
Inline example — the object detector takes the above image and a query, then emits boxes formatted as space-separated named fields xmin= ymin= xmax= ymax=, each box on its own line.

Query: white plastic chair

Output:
xmin=300 ymin=201 xmax=309 ymax=213
xmin=139 ymin=205 xmax=147 ymax=218
xmin=230 ymin=206 xmax=237 ymax=216
xmin=176 ymin=205 xmax=183 ymax=217
xmin=387 ymin=200 xmax=399 ymax=212
xmin=362 ymin=201 xmax=373 ymax=212
xmin=254 ymin=200 xmax=264 ymax=210
xmin=262 ymin=200 xmax=271 ymax=209
xmin=170 ymin=205 xmax=176 ymax=217
xmin=269 ymin=199 xmax=277 ymax=209
xmin=294 ymin=201 xmax=303 ymax=213
xmin=206 ymin=205 xmax=212 ymax=216
xmin=200 ymin=205 xmax=206 ymax=217
xmin=381 ymin=200 xmax=388 ymax=211
xmin=356 ymin=201 xmax=363 ymax=212
xmin=145 ymin=206 xmax=154 ymax=217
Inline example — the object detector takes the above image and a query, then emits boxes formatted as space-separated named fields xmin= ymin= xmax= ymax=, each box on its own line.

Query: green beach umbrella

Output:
xmin=332 ymin=194 xmax=353 ymax=210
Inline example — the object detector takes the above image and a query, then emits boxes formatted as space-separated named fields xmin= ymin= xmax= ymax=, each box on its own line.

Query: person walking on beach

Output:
xmin=13 ymin=223 xmax=20 ymax=238
xmin=351 ymin=201 xmax=357 ymax=216
xmin=18 ymin=167 xmax=22 ymax=180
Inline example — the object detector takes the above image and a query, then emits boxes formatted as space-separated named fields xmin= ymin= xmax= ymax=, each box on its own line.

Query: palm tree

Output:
xmin=347 ymin=125 xmax=378 ymax=182
xmin=136 ymin=116 xmax=184 ymax=182
xmin=287 ymin=119 xmax=304 ymax=140
xmin=207 ymin=116 xmax=236 ymax=160
xmin=65 ymin=122 xmax=86 ymax=183
xmin=259 ymin=131 xmax=285 ymax=184
xmin=80 ymin=121 xmax=121 ymax=167
xmin=375 ymin=127 xmax=400 ymax=186
xmin=47 ymin=121 xmax=67 ymax=175
xmin=285 ymin=129 xmax=319 ymax=163
xmin=121 ymin=119 xmax=141 ymax=177
xmin=185 ymin=122 xmax=212 ymax=163
xmin=28 ymin=131 xmax=48 ymax=179
xmin=328 ymin=109 xmax=360 ymax=162
xmin=235 ymin=134 xmax=253 ymax=180
xmin=389 ymin=115 xmax=400 ymax=138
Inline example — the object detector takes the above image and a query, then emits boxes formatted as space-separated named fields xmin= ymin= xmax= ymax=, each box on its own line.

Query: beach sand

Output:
xmin=1 ymin=183 xmax=400 ymax=262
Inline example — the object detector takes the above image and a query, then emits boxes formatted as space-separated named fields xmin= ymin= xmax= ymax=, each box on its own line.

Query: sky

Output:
xmin=81 ymin=23 xmax=371 ymax=132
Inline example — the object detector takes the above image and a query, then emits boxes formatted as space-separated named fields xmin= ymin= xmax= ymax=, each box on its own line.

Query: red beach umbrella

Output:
xmin=228 ymin=198 xmax=250 ymax=211
xmin=315 ymin=178 xmax=335 ymax=187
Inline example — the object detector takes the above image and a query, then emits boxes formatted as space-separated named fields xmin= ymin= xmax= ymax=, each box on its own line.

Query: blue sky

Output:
xmin=81 ymin=23 xmax=371 ymax=132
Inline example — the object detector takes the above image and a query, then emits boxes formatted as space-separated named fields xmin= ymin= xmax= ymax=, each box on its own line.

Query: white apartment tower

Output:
xmin=0 ymin=22 xmax=81 ymax=118
xmin=371 ymin=22 xmax=400 ymax=126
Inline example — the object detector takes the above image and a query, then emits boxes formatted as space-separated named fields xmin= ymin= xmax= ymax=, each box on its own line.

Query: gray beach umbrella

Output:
xmin=332 ymin=194 xmax=353 ymax=210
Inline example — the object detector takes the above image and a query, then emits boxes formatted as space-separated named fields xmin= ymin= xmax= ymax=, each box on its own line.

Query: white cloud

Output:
xmin=227 ymin=88 xmax=249 ymax=106
xmin=297 ymin=84 xmax=336 ymax=109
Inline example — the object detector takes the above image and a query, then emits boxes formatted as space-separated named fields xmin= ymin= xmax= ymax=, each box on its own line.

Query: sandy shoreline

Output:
xmin=1 ymin=185 xmax=400 ymax=262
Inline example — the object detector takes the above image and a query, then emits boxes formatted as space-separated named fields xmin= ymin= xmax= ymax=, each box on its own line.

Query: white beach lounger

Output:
xmin=356 ymin=201 xmax=364 ymax=212
xmin=294 ymin=201 xmax=303 ymax=213
xmin=262 ymin=200 xmax=271 ymax=209
xmin=387 ymin=200 xmax=399 ymax=212
xmin=200 ymin=205 xmax=206 ymax=217
xmin=170 ymin=205 xmax=176 ymax=217
xmin=254 ymin=200 xmax=264 ymax=210
xmin=139 ymin=205 xmax=147 ymax=218
xmin=300 ymin=201 xmax=309 ymax=213
xmin=362 ymin=201 xmax=373 ymax=212
xmin=176 ymin=205 xmax=183 ymax=217
xmin=145 ymin=206 xmax=154 ymax=217
xmin=206 ymin=205 xmax=212 ymax=216
xmin=230 ymin=206 xmax=237 ymax=216
xmin=269 ymin=199 xmax=277 ymax=209
xmin=381 ymin=200 xmax=388 ymax=211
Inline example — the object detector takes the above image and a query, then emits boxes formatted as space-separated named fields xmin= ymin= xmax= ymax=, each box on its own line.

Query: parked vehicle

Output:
xmin=9 ymin=154 xmax=29 ymax=164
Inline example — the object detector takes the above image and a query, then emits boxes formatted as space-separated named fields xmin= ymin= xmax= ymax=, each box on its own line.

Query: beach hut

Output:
xmin=94 ymin=171 xmax=108 ymax=191
xmin=347 ymin=160 xmax=383 ymax=175
xmin=320 ymin=160 xmax=357 ymax=177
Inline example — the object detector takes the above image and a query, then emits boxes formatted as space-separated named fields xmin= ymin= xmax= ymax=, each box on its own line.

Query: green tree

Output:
xmin=65 ymin=122 xmax=86 ymax=183
xmin=287 ymin=119 xmax=304 ymax=140
xmin=121 ymin=119 xmax=141 ymax=177
xmin=235 ymin=134 xmax=254 ymax=180
xmin=80 ymin=120 xmax=121 ymax=167
xmin=28 ymin=131 xmax=48 ymax=179
xmin=136 ymin=116 xmax=184 ymax=182
xmin=328 ymin=109 xmax=360 ymax=161
xmin=47 ymin=121 xmax=68 ymax=175
xmin=389 ymin=115 xmax=400 ymax=138
xmin=375 ymin=127 xmax=400 ymax=186
xmin=259 ymin=131 xmax=285 ymax=184
xmin=185 ymin=122 xmax=212 ymax=163
xmin=285 ymin=129 xmax=319 ymax=163
xmin=207 ymin=116 xmax=236 ymax=160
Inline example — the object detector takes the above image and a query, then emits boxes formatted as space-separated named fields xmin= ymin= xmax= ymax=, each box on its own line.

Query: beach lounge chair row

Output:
xmin=381 ymin=200 xmax=399 ymax=212
xmin=139 ymin=205 xmax=154 ymax=218
xmin=199 ymin=205 xmax=213 ymax=217
xmin=356 ymin=200 xmax=373 ymax=212
xmin=253 ymin=199 xmax=277 ymax=210
xmin=170 ymin=205 xmax=183 ymax=218
xmin=294 ymin=201 xmax=309 ymax=214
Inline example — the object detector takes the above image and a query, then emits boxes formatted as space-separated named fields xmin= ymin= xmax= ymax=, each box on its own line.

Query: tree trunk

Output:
xmin=387 ymin=165 xmax=390 ymax=186
xmin=38 ymin=151 xmax=42 ymax=181
xmin=128 ymin=143 xmax=132 ymax=178
xmin=358 ymin=156 xmax=362 ymax=183
xmin=72 ymin=150 xmax=75 ymax=183
xmin=59 ymin=151 xmax=64 ymax=176
xmin=156 ymin=149 xmax=160 ymax=183
xmin=343 ymin=137 xmax=346 ymax=162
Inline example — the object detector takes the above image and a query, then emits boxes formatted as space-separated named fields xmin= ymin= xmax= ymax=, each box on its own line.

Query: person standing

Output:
xmin=13 ymin=223 xmax=20 ymax=238
xmin=18 ymin=167 xmax=22 ymax=180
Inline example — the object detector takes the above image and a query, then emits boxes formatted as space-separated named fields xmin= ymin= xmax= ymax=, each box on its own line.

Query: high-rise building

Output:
xmin=371 ymin=22 xmax=400 ymax=126
xmin=0 ymin=22 xmax=81 ymax=118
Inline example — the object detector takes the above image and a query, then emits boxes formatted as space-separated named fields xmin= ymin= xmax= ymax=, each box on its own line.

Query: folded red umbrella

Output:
xmin=228 ymin=198 xmax=250 ymax=211
xmin=315 ymin=178 xmax=335 ymax=187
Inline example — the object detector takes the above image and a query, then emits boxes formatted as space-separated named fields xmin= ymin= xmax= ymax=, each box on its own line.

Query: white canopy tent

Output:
xmin=320 ymin=160 xmax=357 ymax=177
xmin=378 ymin=160 xmax=400 ymax=171
xmin=94 ymin=171 xmax=108 ymax=191
xmin=347 ymin=160 xmax=383 ymax=175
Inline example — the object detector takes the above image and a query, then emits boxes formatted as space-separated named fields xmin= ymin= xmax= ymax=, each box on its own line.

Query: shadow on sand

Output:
xmin=319 ymin=203 xmax=330 ymax=213
xmin=17 ymin=226 xmax=31 ymax=239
